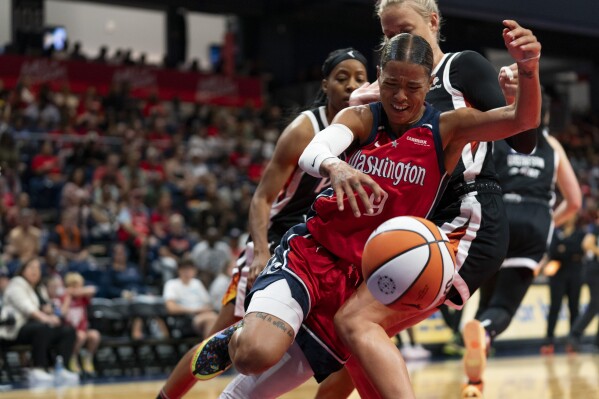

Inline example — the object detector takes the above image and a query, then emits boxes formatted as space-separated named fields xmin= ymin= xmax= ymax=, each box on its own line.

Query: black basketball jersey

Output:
xmin=494 ymin=129 xmax=557 ymax=206
xmin=426 ymin=51 xmax=504 ymax=202
xmin=268 ymin=106 xmax=331 ymax=238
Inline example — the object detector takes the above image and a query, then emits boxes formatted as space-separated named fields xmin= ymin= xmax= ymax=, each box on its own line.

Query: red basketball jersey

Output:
xmin=307 ymin=102 xmax=449 ymax=271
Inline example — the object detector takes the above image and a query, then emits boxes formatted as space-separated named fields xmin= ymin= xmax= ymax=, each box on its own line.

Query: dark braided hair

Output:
xmin=380 ymin=33 xmax=433 ymax=77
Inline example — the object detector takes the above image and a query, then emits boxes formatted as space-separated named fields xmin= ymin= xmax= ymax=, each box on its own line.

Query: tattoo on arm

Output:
xmin=254 ymin=312 xmax=295 ymax=337
xmin=518 ymin=68 xmax=535 ymax=79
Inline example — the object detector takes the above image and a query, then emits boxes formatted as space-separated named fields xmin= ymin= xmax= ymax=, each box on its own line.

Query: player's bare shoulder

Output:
xmin=280 ymin=112 xmax=318 ymax=143
xmin=334 ymin=104 xmax=373 ymax=139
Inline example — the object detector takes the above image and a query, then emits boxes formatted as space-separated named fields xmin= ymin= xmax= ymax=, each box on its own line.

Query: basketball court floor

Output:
xmin=4 ymin=353 xmax=599 ymax=399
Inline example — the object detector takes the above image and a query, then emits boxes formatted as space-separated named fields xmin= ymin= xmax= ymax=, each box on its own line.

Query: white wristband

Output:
xmin=299 ymin=123 xmax=355 ymax=177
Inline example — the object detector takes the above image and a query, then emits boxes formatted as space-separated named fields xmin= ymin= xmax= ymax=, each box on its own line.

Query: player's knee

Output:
xmin=333 ymin=311 xmax=361 ymax=346
xmin=231 ymin=336 xmax=281 ymax=375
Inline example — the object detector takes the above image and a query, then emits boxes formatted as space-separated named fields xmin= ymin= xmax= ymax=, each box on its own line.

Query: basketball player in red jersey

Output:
xmin=315 ymin=0 xmax=539 ymax=396
xmin=178 ymin=21 xmax=540 ymax=399
xmin=156 ymin=48 xmax=368 ymax=399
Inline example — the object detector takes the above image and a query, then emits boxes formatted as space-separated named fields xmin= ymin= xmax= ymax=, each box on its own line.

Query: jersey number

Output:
xmin=364 ymin=191 xmax=389 ymax=216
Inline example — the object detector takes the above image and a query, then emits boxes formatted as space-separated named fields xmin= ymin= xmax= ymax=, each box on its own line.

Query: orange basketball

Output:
xmin=362 ymin=216 xmax=456 ymax=311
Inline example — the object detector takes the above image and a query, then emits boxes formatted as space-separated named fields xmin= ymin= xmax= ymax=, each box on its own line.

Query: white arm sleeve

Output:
xmin=298 ymin=123 xmax=355 ymax=177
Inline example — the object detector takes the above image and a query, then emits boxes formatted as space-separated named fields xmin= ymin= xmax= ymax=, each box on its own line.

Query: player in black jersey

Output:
xmin=461 ymin=89 xmax=581 ymax=397
xmin=157 ymin=48 xmax=368 ymax=399
xmin=542 ymin=214 xmax=586 ymax=355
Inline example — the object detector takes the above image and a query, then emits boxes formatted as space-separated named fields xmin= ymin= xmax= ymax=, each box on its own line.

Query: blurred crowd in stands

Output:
xmin=0 ymin=71 xmax=287 ymax=384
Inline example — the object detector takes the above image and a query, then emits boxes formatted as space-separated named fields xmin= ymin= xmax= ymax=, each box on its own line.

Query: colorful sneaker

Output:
xmin=540 ymin=343 xmax=554 ymax=355
xmin=401 ymin=344 xmax=432 ymax=361
xmin=68 ymin=356 xmax=81 ymax=374
xmin=462 ymin=320 xmax=487 ymax=391
xmin=191 ymin=322 xmax=243 ymax=380
xmin=443 ymin=341 xmax=466 ymax=357
xmin=81 ymin=355 xmax=96 ymax=377
xmin=461 ymin=382 xmax=484 ymax=398
xmin=566 ymin=336 xmax=580 ymax=354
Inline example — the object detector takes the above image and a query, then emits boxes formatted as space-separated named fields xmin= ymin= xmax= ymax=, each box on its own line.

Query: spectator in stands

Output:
xmin=0 ymin=130 xmax=20 ymax=172
xmin=147 ymin=118 xmax=173 ymax=151
xmin=195 ymin=175 xmax=235 ymax=235
xmin=47 ymin=207 xmax=92 ymax=273
xmin=139 ymin=146 xmax=167 ymax=193
xmin=191 ymin=227 xmax=231 ymax=288
xmin=75 ymin=87 xmax=105 ymax=131
xmin=137 ymin=53 xmax=147 ymax=67
xmin=0 ymin=257 xmax=78 ymax=387
xmin=102 ymin=242 xmax=146 ymax=300
xmin=4 ymin=192 xmax=37 ymax=233
xmin=51 ymin=272 xmax=100 ymax=376
xmin=41 ymin=245 xmax=67 ymax=279
xmin=155 ymin=214 xmax=195 ymax=283
xmin=88 ymin=179 xmax=119 ymax=248
xmin=109 ymin=49 xmax=124 ymax=65
xmin=53 ymin=84 xmax=79 ymax=120
xmin=26 ymin=85 xmax=61 ymax=131
xmin=164 ymin=144 xmax=188 ymax=196
xmin=120 ymin=149 xmax=148 ymax=191
xmin=69 ymin=42 xmax=86 ymax=61
xmin=60 ymin=166 xmax=91 ymax=210
xmin=30 ymin=140 xmax=64 ymax=209
xmin=188 ymin=59 xmax=200 ymax=72
xmin=3 ymin=208 xmax=41 ymax=276
xmin=94 ymin=46 xmax=108 ymax=63
xmin=92 ymin=152 xmax=127 ymax=191
xmin=116 ymin=188 xmax=151 ymax=269
xmin=150 ymin=190 xmax=175 ymax=241
xmin=101 ymin=242 xmax=150 ymax=339
xmin=163 ymin=258 xmax=217 ymax=338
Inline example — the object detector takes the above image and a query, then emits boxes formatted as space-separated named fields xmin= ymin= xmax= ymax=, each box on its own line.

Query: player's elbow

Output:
xmin=568 ymin=193 xmax=582 ymax=214
xmin=518 ymin=114 xmax=540 ymax=133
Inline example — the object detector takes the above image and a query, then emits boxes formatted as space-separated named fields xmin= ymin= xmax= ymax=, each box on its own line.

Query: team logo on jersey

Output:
xmin=430 ymin=75 xmax=442 ymax=91
xmin=507 ymin=153 xmax=545 ymax=178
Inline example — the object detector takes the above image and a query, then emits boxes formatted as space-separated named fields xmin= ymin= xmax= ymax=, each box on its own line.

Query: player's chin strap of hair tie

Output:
xmin=516 ymin=53 xmax=540 ymax=64
xmin=299 ymin=124 xmax=354 ymax=177
xmin=322 ymin=49 xmax=368 ymax=77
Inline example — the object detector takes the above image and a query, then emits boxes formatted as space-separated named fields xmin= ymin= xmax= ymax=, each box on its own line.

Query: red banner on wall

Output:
xmin=0 ymin=54 xmax=263 ymax=107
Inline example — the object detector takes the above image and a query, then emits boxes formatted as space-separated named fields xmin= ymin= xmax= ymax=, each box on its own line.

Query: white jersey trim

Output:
xmin=442 ymin=194 xmax=483 ymax=309
xmin=269 ymin=106 xmax=329 ymax=222
xmin=501 ymin=257 xmax=541 ymax=270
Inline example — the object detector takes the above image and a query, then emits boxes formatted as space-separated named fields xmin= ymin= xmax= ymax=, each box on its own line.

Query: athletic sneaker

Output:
xmin=462 ymin=320 xmax=487 ymax=392
xmin=26 ymin=368 xmax=54 ymax=388
xmin=461 ymin=382 xmax=484 ymax=398
xmin=191 ymin=322 xmax=243 ymax=380
xmin=401 ymin=344 xmax=432 ymax=360
xmin=540 ymin=340 xmax=554 ymax=355
xmin=566 ymin=336 xmax=580 ymax=354
xmin=56 ymin=368 xmax=80 ymax=386
xmin=540 ymin=344 xmax=554 ymax=355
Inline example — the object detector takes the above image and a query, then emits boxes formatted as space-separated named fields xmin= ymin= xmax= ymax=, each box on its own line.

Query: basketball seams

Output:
xmin=363 ymin=216 xmax=455 ymax=311
xmin=364 ymin=228 xmax=429 ymax=279
xmin=387 ymin=240 xmax=445 ymax=309
xmin=365 ymin=236 xmax=448 ymax=279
